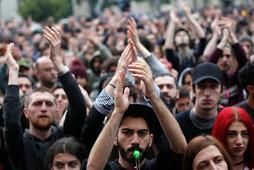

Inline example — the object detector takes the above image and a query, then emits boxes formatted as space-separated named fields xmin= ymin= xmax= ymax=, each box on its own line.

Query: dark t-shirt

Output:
xmin=81 ymin=149 xmax=183 ymax=170
xmin=176 ymin=110 xmax=213 ymax=143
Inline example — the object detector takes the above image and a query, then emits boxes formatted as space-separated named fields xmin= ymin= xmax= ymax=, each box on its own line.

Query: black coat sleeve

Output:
xmin=80 ymin=106 xmax=106 ymax=154
xmin=59 ymin=71 xmax=87 ymax=138
xmin=3 ymin=85 xmax=23 ymax=170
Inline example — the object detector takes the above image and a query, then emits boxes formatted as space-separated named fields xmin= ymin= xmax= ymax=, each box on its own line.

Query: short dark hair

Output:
xmin=238 ymin=62 xmax=254 ymax=92
xmin=47 ymin=137 xmax=86 ymax=166
xmin=177 ymin=86 xmax=190 ymax=99
xmin=154 ymin=72 xmax=177 ymax=88
xmin=121 ymin=104 xmax=155 ymax=133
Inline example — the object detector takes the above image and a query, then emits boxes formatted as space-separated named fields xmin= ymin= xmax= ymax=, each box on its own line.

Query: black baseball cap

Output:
xmin=193 ymin=62 xmax=223 ymax=85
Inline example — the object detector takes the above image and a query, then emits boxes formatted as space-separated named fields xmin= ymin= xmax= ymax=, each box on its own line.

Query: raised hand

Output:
xmin=0 ymin=43 xmax=19 ymax=71
xmin=178 ymin=0 xmax=191 ymax=16
xmin=113 ymin=69 xmax=130 ymax=114
xmin=127 ymin=17 xmax=140 ymax=47
xmin=211 ymin=16 xmax=221 ymax=37
xmin=106 ymin=40 xmax=137 ymax=97
xmin=218 ymin=17 xmax=235 ymax=32
xmin=170 ymin=9 xmax=180 ymax=24
xmin=0 ymin=43 xmax=19 ymax=85
xmin=218 ymin=17 xmax=237 ymax=44
xmin=42 ymin=26 xmax=62 ymax=62
xmin=116 ymin=40 xmax=137 ymax=76
xmin=128 ymin=59 xmax=156 ymax=99
xmin=127 ymin=17 xmax=152 ymax=58
xmin=43 ymin=26 xmax=66 ymax=73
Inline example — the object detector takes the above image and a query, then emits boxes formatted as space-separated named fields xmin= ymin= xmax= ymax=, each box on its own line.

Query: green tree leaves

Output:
xmin=18 ymin=0 xmax=72 ymax=22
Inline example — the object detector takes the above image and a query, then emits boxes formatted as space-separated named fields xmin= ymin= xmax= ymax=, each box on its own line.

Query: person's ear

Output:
xmin=176 ymin=89 xmax=180 ymax=99
xmin=149 ymin=134 xmax=153 ymax=147
xmin=24 ymin=108 xmax=29 ymax=118
xmin=114 ymin=137 xmax=118 ymax=146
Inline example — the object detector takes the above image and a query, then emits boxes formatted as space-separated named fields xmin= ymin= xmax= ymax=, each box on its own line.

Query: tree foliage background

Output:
xmin=18 ymin=0 xmax=72 ymax=22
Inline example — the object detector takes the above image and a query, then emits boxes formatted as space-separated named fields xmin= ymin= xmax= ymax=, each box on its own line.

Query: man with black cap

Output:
xmin=176 ymin=62 xmax=223 ymax=142
xmin=85 ymin=44 xmax=186 ymax=169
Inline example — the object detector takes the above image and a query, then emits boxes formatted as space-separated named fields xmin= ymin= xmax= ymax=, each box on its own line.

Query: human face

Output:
xmin=183 ymin=74 xmax=193 ymax=92
xmin=53 ymin=88 xmax=68 ymax=123
xmin=18 ymin=77 xmax=32 ymax=96
xmin=217 ymin=47 xmax=234 ymax=72
xmin=240 ymin=41 xmax=252 ymax=57
xmin=92 ymin=57 xmax=102 ymax=74
xmin=37 ymin=59 xmax=57 ymax=87
xmin=154 ymin=76 xmax=177 ymax=102
xmin=174 ymin=30 xmax=190 ymax=47
xmin=117 ymin=117 xmax=153 ymax=166
xmin=176 ymin=97 xmax=191 ymax=113
xmin=76 ymin=76 xmax=87 ymax=89
xmin=193 ymin=145 xmax=228 ymax=170
xmin=24 ymin=92 xmax=56 ymax=131
xmin=194 ymin=79 xmax=222 ymax=112
xmin=226 ymin=121 xmax=249 ymax=160
xmin=51 ymin=153 xmax=81 ymax=170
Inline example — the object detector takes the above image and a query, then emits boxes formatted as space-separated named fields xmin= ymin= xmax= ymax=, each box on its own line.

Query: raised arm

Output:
xmin=43 ymin=27 xmax=86 ymax=137
xmin=208 ymin=27 xmax=229 ymax=63
xmin=164 ymin=9 xmax=180 ymax=50
xmin=80 ymin=41 xmax=135 ymax=153
xmin=202 ymin=17 xmax=221 ymax=60
xmin=179 ymin=0 xmax=205 ymax=38
xmin=86 ymin=45 xmax=131 ymax=170
xmin=3 ymin=43 xmax=23 ymax=169
xmin=128 ymin=17 xmax=169 ymax=76
xmin=128 ymin=60 xmax=187 ymax=154
xmin=224 ymin=17 xmax=248 ymax=67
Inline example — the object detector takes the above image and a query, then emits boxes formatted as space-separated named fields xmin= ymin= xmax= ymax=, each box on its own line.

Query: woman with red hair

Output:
xmin=212 ymin=107 xmax=254 ymax=170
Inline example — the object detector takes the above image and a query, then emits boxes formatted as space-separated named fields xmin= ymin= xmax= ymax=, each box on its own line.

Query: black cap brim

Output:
xmin=193 ymin=76 xmax=221 ymax=84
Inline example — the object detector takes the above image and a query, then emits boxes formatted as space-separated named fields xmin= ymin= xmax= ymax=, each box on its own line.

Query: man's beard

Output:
xmin=117 ymin=142 xmax=150 ymax=166
xmin=31 ymin=117 xmax=53 ymax=131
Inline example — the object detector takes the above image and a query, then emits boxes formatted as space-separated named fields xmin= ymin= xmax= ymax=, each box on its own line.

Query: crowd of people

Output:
xmin=0 ymin=0 xmax=254 ymax=169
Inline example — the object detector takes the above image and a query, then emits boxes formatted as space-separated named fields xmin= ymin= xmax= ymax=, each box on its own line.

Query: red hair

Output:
xmin=212 ymin=107 xmax=254 ymax=169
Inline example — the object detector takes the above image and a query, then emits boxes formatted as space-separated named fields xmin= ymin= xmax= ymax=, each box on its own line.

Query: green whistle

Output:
xmin=133 ymin=150 xmax=141 ymax=158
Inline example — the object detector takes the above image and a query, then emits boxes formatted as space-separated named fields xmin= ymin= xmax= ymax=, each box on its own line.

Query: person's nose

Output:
xmin=210 ymin=161 xmax=217 ymax=170
xmin=222 ymin=56 xmax=227 ymax=62
xmin=161 ymin=85 xmax=169 ymax=93
xmin=204 ymin=88 xmax=211 ymax=96
xmin=56 ymin=96 xmax=62 ymax=103
xmin=131 ymin=133 xmax=140 ymax=145
xmin=41 ymin=102 xmax=48 ymax=111
xmin=63 ymin=165 xmax=70 ymax=170
xmin=21 ymin=85 xmax=27 ymax=92
xmin=182 ymin=104 xmax=188 ymax=111
xmin=235 ymin=134 xmax=244 ymax=145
